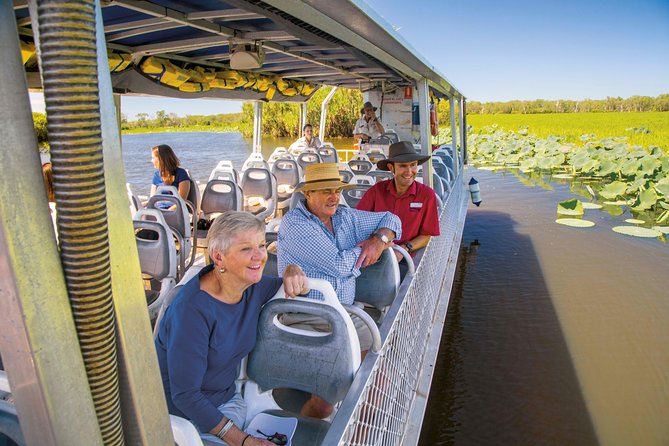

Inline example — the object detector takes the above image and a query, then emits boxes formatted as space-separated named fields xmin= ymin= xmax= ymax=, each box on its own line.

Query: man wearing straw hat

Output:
xmin=353 ymin=101 xmax=385 ymax=144
xmin=357 ymin=141 xmax=440 ymax=272
xmin=277 ymin=163 xmax=401 ymax=418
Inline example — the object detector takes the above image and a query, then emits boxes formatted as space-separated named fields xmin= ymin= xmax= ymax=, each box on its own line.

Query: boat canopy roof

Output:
xmin=15 ymin=0 xmax=465 ymax=102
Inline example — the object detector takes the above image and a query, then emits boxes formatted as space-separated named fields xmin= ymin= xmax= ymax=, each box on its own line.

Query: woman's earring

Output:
xmin=219 ymin=267 xmax=226 ymax=273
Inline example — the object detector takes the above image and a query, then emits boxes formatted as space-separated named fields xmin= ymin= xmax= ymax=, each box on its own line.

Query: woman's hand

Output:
xmin=245 ymin=437 xmax=275 ymax=446
xmin=282 ymin=264 xmax=309 ymax=297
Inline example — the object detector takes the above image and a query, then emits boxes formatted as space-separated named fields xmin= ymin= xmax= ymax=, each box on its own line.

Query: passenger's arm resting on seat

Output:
xmin=353 ymin=209 xmax=402 ymax=268
xmin=282 ymin=264 xmax=309 ymax=297
xmin=177 ymin=180 xmax=190 ymax=202
xmin=356 ymin=227 xmax=395 ymax=268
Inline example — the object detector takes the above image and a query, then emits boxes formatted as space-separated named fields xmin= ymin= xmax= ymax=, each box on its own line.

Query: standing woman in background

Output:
xmin=150 ymin=144 xmax=191 ymax=202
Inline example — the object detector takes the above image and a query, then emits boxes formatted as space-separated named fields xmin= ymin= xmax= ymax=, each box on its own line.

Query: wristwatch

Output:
xmin=373 ymin=231 xmax=390 ymax=244
xmin=404 ymin=242 xmax=414 ymax=254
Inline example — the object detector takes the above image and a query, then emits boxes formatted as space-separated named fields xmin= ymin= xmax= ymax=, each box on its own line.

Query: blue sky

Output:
xmin=30 ymin=0 xmax=669 ymax=119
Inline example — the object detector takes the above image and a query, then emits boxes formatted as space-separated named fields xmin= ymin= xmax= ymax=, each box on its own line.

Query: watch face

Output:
xmin=379 ymin=234 xmax=389 ymax=243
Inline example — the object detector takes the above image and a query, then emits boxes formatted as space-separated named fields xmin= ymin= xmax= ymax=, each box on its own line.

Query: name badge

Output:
xmin=410 ymin=202 xmax=423 ymax=209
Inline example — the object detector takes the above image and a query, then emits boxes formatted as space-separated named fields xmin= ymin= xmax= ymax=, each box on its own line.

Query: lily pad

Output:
xmin=651 ymin=226 xmax=669 ymax=234
xmin=612 ymin=226 xmax=662 ymax=238
xmin=624 ymin=218 xmax=645 ymax=224
xmin=631 ymin=187 xmax=658 ymax=211
xmin=553 ymin=173 xmax=573 ymax=179
xmin=556 ymin=218 xmax=595 ymax=228
xmin=557 ymin=198 xmax=584 ymax=216
xmin=478 ymin=166 xmax=499 ymax=171
xmin=603 ymin=200 xmax=629 ymax=206
xmin=654 ymin=177 xmax=669 ymax=196
xmin=582 ymin=202 xmax=603 ymax=209
xmin=599 ymin=181 xmax=628 ymax=200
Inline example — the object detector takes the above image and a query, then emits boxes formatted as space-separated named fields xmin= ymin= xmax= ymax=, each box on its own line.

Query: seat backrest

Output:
xmin=242 ymin=153 xmax=270 ymax=172
xmin=247 ymin=280 xmax=359 ymax=404
xmin=133 ymin=218 xmax=177 ymax=281
xmin=262 ymin=231 xmax=278 ymax=277
xmin=296 ymin=152 xmax=322 ymax=172
xmin=127 ymin=183 xmax=143 ymax=215
xmin=349 ymin=174 xmax=375 ymax=185
xmin=348 ymin=158 xmax=373 ymax=175
xmin=381 ymin=131 xmax=399 ymax=144
xmin=0 ymin=400 xmax=24 ymax=446
xmin=288 ymin=191 xmax=305 ymax=211
xmin=355 ymin=247 xmax=400 ymax=311
xmin=200 ymin=179 xmax=242 ymax=217
xmin=432 ymin=172 xmax=446 ymax=200
xmin=432 ymin=158 xmax=452 ymax=183
xmin=146 ymin=186 xmax=192 ymax=240
xmin=341 ymin=185 xmax=370 ymax=208
xmin=317 ymin=146 xmax=338 ymax=164
xmin=366 ymin=150 xmax=387 ymax=164
xmin=368 ymin=170 xmax=394 ymax=183
xmin=240 ymin=168 xmax=277 ymax=219
xmin=209 ymin=160 xmax=239 ymax=183
xmin=271 ymin=158 xmax=301 ymax=196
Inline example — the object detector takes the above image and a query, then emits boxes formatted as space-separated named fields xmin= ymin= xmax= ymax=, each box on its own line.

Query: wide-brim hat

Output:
xmin=294 ymin=163 xmax=355 ymax=193
xmin=377 ymin=141 xmax=431 ymax=171
xmin=360 ymin=101 xmax=378 ymax=114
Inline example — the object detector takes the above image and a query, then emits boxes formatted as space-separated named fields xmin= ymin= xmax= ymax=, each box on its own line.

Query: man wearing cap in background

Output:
xmin=353 ymin=101 xmax=385 ymax=143
xmin=277 ymin=162 xmax=401 ymax=418
xmin=357 ymin=141 xmax=440 ymax=275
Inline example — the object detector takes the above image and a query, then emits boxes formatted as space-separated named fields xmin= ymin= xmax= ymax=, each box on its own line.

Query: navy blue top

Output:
xmin=152 ymin=166 xmax=190 ymax=189
xmin=155 ymin=264 xmax=282 ymax=432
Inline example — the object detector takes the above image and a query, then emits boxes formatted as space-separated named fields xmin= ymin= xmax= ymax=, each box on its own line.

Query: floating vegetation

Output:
xmin=468 ymin=126 xmax=669 ymax=232
xmin=582 ymin=202 xmax=603 ymax=210
xmin=652 ymin=226 xmax=669 ymax=234
xmin=612 ymin=226 xmax=663 ymax=238
xmin=557 ymin=198 xmax=584 ymax=216
xmin=625 ymin=218 xmax=645 ymax=224
xmin=556 ymin=218 xmax=595 ymax=228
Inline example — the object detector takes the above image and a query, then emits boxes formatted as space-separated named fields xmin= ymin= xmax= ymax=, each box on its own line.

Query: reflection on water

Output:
xmin=420 ymin=168 xmax=669 ymax=446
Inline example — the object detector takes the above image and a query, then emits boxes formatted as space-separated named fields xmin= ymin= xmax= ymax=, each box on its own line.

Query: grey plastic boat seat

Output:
xmin=432 ymin=158 xmax=454 ymax=184
xmin=271 ymin=158 xmax=301 ymax=212
xmin=240 ymin=168 xmax=277 ymax=221
xmin=133 ymin=213 xmax=178 ymax=322
xmin=0 ymin=400 xmax=24 ymax=446
xmin=200 ymin=179 xmax=242 ymax=217
xmin=126 ymin=183 xmax=143 ymax=215
xmin=349 ymin=174 xmax=374 ymax=185
xmin=432 ymin=173 xmax=447 ymax=201
xmin=296 ymin=152 xmax=321 ymax=172
xmin=263 ymin=231 xmax=278 ymax=277
xmin=366 ymin=150 xmax=387 ymax=164
xmin=434 ymin=150 xmax=456 ymax=175
xmin=338 ymin=169 xmax=353 ymax=183
xmin=209 ymin=160 xmax=239 ymax=183
xmin=355 ymin=247 xmax=400 ymax=316
xmin=317 ymin=146 xmax=338 ymax=164
xmin=341 ymin=185 xmax=370 ymax=208
xmin=348 ymin=158 xmax=373 ymax=175
xmin=152 ymin=265 xmax=204 ymax=338
xmin=381 ymin=131 xmax=400 ymax=144
xmin=146 ymin=186 xmax=194 ymax=269
xmin=368 ymin=170 xmax=394 ymax=183
xmin=249 ymin=299 xmax=356 ymax=403
xmin=288 ymin=191 xmax=305 ymax=211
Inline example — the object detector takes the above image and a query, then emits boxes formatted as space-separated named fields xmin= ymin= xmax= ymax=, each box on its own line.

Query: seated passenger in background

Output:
xmin=155 ymin=211 xmax=307 ymax=446
xmin=356 ymin=141 xmax=440 ymax=276
xmin=150 ymin=144 xmax=191 ymax=203
xmin=291 ymin=123 xmax=322 ymax=150
xmin=277 ymin=163 xmax=401 ymax=418
xmin=353 ymin=101 xmax=385 ymax=144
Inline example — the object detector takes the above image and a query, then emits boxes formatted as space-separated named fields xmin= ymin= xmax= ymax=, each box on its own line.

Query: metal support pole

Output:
xmin=417 ymin=78 xmax=433 ymax=187
xmin=299 ymin=102 xmax=308 ymax=136
xmin=253 ymin=101 xmax=263 ymax=153
xmin=319 ymin=86 xmax=338 ymax=142
xmin=460 ymin=98 xmax=468 ymax=165
xmin=449 ymin=96 xmax=459 ymax=177
xmin=0 ymin=2 xmax=102 ymax=444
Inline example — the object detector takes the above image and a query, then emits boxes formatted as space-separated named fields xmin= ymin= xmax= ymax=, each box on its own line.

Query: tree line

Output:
xmin=33 ymin=92 xmax=667 ymax=144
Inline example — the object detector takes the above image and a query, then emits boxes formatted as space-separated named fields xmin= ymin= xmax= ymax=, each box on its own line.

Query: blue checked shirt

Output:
xmin=277 ymin=200 xmax=401 ymax=305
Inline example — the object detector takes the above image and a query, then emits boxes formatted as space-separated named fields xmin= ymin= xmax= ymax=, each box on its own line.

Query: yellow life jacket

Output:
xmin=108 ymin=52 xmax=132 ymax=73
xmin=140 ymin=57 xmax=191 ymax=87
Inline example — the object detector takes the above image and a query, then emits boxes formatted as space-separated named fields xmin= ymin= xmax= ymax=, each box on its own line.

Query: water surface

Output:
xmin=420 ymin=168 xmax=669 ymax=446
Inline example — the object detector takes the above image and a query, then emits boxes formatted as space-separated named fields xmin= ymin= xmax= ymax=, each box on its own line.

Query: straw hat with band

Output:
xmin=360 ymin=101 xmax=378 ymax=114
xmin=377 ymin=141 xmax=431 ymax=171
xmin=294 ymin=163 xmax=355 ymax=193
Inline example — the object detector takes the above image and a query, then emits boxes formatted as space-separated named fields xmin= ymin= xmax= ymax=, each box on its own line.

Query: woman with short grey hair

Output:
xmin=155 ymin=211 xmax=307 ymax=445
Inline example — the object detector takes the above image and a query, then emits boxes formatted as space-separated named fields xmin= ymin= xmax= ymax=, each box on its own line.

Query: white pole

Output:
xmin=417 ymin=78 xmax=433 ymax=187
xmin=253 ymin=101 xmax=263 ymax=153
xmin=319 ymin=86 xmax=338 ymax=141
xmin=449 ymin=96 xmax=459 ymax=177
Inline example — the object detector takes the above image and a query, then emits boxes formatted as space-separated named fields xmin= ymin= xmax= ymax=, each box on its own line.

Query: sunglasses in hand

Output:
xmin=256 ymin=429 xmax=288 ymax=445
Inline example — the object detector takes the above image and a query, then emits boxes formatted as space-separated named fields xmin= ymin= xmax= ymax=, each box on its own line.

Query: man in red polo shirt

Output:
xmin=356 ymin=141 xmax=440 ymax=272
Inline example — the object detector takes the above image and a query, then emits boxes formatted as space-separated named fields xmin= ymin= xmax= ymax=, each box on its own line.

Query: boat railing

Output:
xmin=322 ymin=171 xmax=468 ymax=445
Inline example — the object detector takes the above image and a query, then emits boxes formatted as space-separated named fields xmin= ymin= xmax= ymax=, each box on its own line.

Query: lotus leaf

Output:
xmin=603 ymin=200 xmax=629 ymax=206
xmin=639 ymin=156 xmax=661 ymax=177
xmin=652 ymin=226 xmax=669 ymax=234
xmin=654 ymin=177 xmax=669 ymax=196
xmin=631 ymin=187 xmax=658 ymax=211
xmin=658 ymin=209 xmax=669 ymax=224
xmin=582 ymin=202 xmax=603 ymax=209
xmin=556 ymin=218 xmax=595 ymax=228
xmin=586 ymin=184 xmax=596 ymax=198
xmin=620 ymin=158 xmax=641 ymax=176
xmin=557 ymin=198 xmax=584 ymax=216
xmin=659 ymin=202 xmax=669 ymax=210
xmin=612 ymin=226 xmax=662 ymax=238
xmin=626 ymin=177 xmax=647 ymax=194
xmin=599 ymin=181 xmax=628 ymax=199
xmin=553 ymin=173 xmax=573 ymax=179
xmin=478 ymin=166 xmax=498 ymax=171
xmin=601 ymin=205 xmax=625 ymax=216
xmin=625 ymin=218 xmax=645 ymax=224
